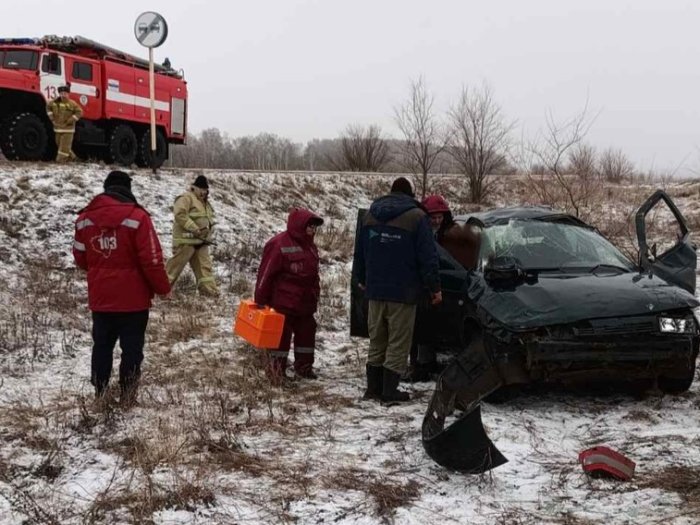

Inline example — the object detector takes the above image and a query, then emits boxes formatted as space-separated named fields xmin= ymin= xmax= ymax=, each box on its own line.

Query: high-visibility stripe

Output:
xmin=105 ymin=90 xmax=170 ymax=112
xmin=73 ymin=240 xmax=86 ymax=251
xmin=295 ymin=347 xmax=315 ymax=354
xmin=188 ymin=211 xmax=212 ymax=218
xmin=121 ymin=218 xmax=140 ymax=229
xmin=54 ymin=129 xmax=75 ymax=133
xmin=268 ymin=350 xmax=288 ymax=357
xmin=57 ymin=151 xmax=71 ymax=157
xmin=581 ymin=454 xmax=635 ymax=479
xmin=70 ymin=82 xmax=97 ymax=97
xmin=76 ymin=218 xmax=94 ymax=230
xmin=198 ymin=276 xmax=216 ymax=284
xmin=281 ymin=246 xmax=302 ymax=254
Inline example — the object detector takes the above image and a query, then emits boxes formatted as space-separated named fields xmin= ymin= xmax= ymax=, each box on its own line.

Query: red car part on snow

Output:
xmin=579 ymin=446 xmax=636 ymax=481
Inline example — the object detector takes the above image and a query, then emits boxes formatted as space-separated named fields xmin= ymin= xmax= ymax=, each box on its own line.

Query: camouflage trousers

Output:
xmin=166 ymin=244 xmax=219 ymax=296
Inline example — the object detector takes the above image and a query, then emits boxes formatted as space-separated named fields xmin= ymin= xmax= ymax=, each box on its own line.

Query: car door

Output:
xmin=39 ymin=52 xmax=65 ymax=101
xmin=350 ymin=209 xmax=369 ymax=337
xmin=635 ymin=190 xmax=696 ymax=294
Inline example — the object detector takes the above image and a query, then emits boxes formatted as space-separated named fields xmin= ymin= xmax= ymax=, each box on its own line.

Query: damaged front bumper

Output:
xmin=522 ymin=324 xmax=698 ymax=382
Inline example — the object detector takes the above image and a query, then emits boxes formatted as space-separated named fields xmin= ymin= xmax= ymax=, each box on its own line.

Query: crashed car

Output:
xmin=351 ymin=190 xmax=698 ymax=473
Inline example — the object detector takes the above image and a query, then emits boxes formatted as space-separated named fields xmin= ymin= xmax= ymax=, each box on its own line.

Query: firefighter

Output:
xmin=47 ymin=85 xmax=82 ymax=162
xmin=73 ymin=171 xmax=171 ymax=406
xmin=353 ymin=177 xmax=442 ymax=404
xmin=165 ymin=175 xmax=219 ymax=297
xmin=255 ymin=208 xmax=324 ymax=383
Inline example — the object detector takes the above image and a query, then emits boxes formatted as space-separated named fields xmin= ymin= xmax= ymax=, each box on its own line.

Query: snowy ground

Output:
xmin=0 ymin=162 xmax=699 ymax=524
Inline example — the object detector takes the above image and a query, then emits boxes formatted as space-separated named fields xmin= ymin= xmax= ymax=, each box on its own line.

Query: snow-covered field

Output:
xmin=0 ymin=162 xmax=699 ymax=524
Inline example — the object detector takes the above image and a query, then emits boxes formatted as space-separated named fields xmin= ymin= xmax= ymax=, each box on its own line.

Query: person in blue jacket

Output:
xmin=353 ymin=177 xmax=442 ymax=404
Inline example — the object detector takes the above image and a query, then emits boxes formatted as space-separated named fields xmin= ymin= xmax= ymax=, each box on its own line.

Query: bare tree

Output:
xmin=394 ymin=76 xmax=448 ymax=198
xmin=598 ymin=147 xmax=635 ymax=182
xmin=527 ymin=103 xmax=600 ymax=217
xmin=447 ymin=84 xmax=513 ymax=203
xmin=331 ymin=124 xmax=390 ymax=172
xmin=568 ymin=143 xmax=598 ymax=179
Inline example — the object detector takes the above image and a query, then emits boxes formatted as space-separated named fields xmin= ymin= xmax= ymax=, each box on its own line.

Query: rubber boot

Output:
xmin=381 ymin=367 xmax=410 ymax=405
xmin=363 ymin=364 xmax=383 ymax=400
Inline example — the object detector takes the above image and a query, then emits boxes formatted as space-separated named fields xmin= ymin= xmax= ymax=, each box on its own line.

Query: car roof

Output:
xmin=455 ymin=206 xmax=590 ymax=227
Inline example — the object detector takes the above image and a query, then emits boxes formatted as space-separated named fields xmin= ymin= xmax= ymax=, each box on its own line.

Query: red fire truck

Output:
xmin=0 ymin=35 xmax=187 ymax=167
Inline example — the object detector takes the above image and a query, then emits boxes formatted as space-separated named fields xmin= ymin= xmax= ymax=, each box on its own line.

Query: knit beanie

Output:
xmin=390 ymin=177 xmax=415 ymax=198
xmin=193 ymin=175 xmax=209 ymax=189
xmin=103 ymin=170 xmax=132 ymax=190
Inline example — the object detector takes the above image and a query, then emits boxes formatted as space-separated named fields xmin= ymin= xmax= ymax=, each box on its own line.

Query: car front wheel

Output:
xmin=658 ymin=359 xmax=696 ymax=394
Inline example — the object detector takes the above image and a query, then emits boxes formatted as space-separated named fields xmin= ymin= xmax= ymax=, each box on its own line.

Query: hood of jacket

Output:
xmin=82 ymin=194 xmax=139 ymax=229
xmin=287 ymin=208 xmax=322 ymax=243
xmin=369 ymin=192 xmax=418 ymax=223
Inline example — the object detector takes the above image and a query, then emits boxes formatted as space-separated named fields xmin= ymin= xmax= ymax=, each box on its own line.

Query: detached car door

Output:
xmin=636 ymin=190 xmax=696 ymax=294
xmin=350 ymin=209 xmax=369 ymax=337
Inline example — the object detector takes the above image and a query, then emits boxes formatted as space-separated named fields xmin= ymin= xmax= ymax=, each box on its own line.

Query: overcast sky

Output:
xmin=3 ymin=0 xmax=699 ymax=174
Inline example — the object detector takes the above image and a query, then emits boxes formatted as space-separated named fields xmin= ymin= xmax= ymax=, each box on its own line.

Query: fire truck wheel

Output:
xmin=106 ymin=124 xmax=138 ymax=166
xmin=0 ymin=116 xmax=17 ymax=160
xmin=73 ymin=143 xmax=95 ymax=161
xmin=136 ymin=129 xmax=168 ymax=168
xmin=3 ymin=112 xmax=49 ymax=161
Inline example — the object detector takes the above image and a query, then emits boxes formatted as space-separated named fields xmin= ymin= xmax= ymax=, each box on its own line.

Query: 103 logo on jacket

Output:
xmin=91 ymin=231 xmax=118 ymax=257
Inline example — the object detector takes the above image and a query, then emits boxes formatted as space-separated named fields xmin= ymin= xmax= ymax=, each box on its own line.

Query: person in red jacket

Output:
xmin=73 ymin=171 xmax=171 ymax=404
xmin=255 ymin=208 xmax=324 ymax=383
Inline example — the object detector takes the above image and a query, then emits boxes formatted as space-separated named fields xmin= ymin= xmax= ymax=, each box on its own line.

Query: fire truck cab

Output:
xmin=0 ymin=35 xmax=187 ymax=167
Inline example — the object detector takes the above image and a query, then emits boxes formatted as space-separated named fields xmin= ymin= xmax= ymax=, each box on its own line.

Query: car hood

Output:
xmin=471 ymin=271 xmax=699 ymax=330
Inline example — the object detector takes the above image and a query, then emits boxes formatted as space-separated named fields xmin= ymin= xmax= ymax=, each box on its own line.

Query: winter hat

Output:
xmin=193 ymin=175 xmax=209 ymax=189
xmin=57 ymin=85 xmax=70 ymax=93
xmin=103 ymin=170 xmax=132 ymax=190
xmin=390 ymin=177 xmax=414 ymax=198
xmin=422 ymin=194 xmax=450 ymax=214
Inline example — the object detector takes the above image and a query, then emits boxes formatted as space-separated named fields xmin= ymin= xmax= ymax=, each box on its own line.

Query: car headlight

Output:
xmin=658 ymin=316 xmax=695 ymax=334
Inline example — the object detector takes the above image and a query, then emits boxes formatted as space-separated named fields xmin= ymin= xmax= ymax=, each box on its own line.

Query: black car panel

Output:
xmin=636 ymin=190 xmax=696 ymax=294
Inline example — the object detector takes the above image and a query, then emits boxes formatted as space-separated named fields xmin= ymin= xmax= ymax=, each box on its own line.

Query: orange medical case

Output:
xmin=234 ymin=299 xmax=286 ymax=349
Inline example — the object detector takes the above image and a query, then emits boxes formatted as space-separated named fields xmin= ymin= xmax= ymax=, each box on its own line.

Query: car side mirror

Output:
xmin=648 ymin=242 xmax=658 ymax=262
xmin=484 ymin=255 xmax=525 ymax=287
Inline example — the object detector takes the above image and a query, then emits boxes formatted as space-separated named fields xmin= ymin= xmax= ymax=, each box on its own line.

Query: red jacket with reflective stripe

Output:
xmin=255 ymin=208 xmax=321 ymax=316
xmin=73 ymin=193 xmax=171 ymax=312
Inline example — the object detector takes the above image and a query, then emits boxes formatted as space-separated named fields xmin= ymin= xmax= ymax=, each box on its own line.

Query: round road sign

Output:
xmin=134 ymin=12 xmax=168 ymax=48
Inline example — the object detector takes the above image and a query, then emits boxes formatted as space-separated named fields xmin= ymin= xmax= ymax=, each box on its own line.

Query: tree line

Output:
xmin=169 ymin=76 xmax=641 ymax=207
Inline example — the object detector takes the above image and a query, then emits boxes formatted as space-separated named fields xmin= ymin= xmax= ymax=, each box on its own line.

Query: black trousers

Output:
xmin=91 ymin=310 xmax=149 ymax=394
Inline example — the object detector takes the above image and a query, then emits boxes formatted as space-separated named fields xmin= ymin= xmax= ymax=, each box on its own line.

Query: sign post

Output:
xmin=134 ymin=11 xmax=168 ymax=173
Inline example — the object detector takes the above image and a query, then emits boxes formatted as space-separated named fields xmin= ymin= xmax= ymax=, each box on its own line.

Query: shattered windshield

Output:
xmin=479 ymin=219 xmax=635 ymax=271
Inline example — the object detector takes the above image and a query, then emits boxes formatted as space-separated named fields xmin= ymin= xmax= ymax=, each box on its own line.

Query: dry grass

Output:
xmin=2 ymin=169 xmax=700 ymax=523
xmin=322 ymin=467 xmax=421 ymax=520
xmin=87 ymin=478 xmax=216 ymax=523
xmin=639 ymin=464 xmax=700 ymax=515
xmin=315 ymin=221 xmax=355 ymax=263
